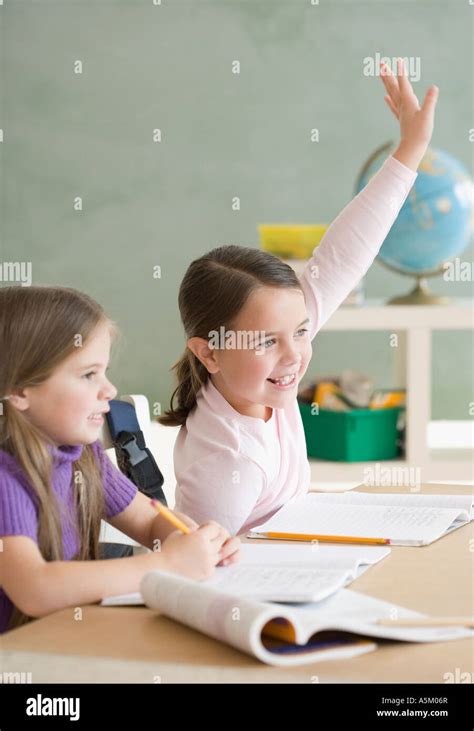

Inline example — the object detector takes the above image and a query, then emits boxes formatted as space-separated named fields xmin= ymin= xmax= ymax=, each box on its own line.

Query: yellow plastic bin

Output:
xmin=258 ymin=224 xmax=328 ymax=260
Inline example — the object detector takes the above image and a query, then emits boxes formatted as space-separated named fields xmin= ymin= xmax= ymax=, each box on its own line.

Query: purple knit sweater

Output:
xmin=0 ymin=440 xmax=138 ymax=633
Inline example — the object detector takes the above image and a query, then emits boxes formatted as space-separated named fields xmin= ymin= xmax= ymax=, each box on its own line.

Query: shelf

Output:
xmin=309 ymin=448 xmax=474 ymax=485
xmin=324 ymin=298 xmax=474 ymax=331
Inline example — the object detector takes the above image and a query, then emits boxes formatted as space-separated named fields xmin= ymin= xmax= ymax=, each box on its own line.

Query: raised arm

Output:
xmin=299 ymin=155 xmax=417 ymax=339
xmin=300 ymin=57 xmax=438 ymax=339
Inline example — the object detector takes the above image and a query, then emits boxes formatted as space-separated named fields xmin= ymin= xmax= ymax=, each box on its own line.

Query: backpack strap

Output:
xmin=106 ymin=399 xmax=168 ymax=506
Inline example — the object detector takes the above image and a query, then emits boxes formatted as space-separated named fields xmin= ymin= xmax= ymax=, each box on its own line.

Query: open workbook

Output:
xmin=100 ymin=542 xmax=472 ymax=666
xmin=135 ymin=571 xmax=472 ymax=667
xmin=101 ymin=542 xmax=391 ymax=605
xmin=247 ymin=492 xmax=474 ymax=546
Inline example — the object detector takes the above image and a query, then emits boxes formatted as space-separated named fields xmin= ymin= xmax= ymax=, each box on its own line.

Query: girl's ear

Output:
xmin=7 ymin=389 xmax=31 ymax=412
xmin=187 ymin=337 xmax=220 ymax=374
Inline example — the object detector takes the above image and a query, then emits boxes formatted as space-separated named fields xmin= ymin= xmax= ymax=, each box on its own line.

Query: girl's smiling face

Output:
xmin=9 ymin=321 xmax=118 ymax=446
xmin=189 ymin=286 xmax=312 ymax=421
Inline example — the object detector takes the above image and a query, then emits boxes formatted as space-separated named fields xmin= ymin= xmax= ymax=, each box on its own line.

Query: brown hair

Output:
xmin=158 ymin=245 xmax=302 ymax=427
xmin=0 ymin=286 xmax=117 ymax=630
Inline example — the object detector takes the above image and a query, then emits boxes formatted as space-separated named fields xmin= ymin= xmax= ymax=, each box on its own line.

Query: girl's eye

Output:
xmin=262 ymin=329 xmax=308 ymax=349
xmin=82 ymin=367 xmax=110 ymax=380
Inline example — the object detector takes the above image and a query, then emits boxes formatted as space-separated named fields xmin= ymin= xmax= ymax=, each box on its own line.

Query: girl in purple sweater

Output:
xmin=0 ymin=287 xmax=240 ymax=633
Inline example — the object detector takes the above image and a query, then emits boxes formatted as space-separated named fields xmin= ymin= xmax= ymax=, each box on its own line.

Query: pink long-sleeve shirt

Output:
xmin=174 ymin=155 xmax=417 ymax=536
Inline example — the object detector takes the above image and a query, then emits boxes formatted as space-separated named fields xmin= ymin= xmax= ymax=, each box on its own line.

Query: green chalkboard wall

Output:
xmin=1 ymin=0 xmax=472 ymax=419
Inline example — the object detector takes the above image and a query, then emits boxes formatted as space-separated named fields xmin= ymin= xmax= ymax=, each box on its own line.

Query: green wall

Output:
xmin=1 ymin=0 xmax=472 ymax=419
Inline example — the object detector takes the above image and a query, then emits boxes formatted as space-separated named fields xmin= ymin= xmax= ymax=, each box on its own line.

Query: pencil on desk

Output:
xmin=376 ymin=616 xmax=474 ymax=628
xmin=150 ymin=499 xmax=191 ymax=535
xmin=255 ymin=532 xmax=390 ymax=545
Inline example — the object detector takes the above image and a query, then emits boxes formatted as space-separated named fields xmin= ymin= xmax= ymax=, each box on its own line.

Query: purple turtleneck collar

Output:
xmin=47 ymin=443 xmax=84 ymax=465
xmin=0 ymin=442 xmax=85 ymax=471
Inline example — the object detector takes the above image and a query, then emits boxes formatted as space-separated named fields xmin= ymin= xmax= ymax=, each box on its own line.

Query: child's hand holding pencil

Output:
xmin=150 ymin=500 xmax=241 ymax=577
xmin=150 ymin=500 xmax=199 ymax=539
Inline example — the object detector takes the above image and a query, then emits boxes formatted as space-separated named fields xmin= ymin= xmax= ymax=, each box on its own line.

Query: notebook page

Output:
xmin=205 ymin=564 xmax=351 ymax=602
xmin=203 ymin=544 xmax=388 ymax=601
xmin=102 ymin=567 xmax=350 ymax=605
xmin=304 ymin=491 xmax=474 ymax=518
xmin=283 ymin=589 xmax=474 ymax=643
xmin=237 ymin=542 xmax=390 ymax=570
xmin=252 ymin=502 xmax=467 ymax=544
xmin=101 ymin=591 xmax=142 ymax=606
xmin=101 ymin=543 xmax=390 ymax=605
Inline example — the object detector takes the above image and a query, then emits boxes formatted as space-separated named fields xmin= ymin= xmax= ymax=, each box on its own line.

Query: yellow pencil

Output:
xmin=255 ymin=532 xmax=390 ymax=545
xmin=150 ymin=499 xmax=191 ymax=535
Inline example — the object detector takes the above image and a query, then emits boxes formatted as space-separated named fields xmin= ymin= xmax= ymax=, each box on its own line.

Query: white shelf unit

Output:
xmin=305 ymin=297 xmax=474 ymax=485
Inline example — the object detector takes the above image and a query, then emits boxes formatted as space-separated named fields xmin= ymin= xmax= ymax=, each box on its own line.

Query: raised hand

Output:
xmin=380 ymin=58 xmax=439 ymax=171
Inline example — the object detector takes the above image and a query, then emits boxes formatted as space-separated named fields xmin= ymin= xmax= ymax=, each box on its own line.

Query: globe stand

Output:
xmin=382 ymin=261 xmax=450 ymax=305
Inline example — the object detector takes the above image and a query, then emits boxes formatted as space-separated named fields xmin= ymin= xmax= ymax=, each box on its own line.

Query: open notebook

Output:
xmin=247 ymin=492 xmax=474 ymax=546
xmin=100 ymin=542 xmax=472 ymax=666
xmin=101 ymin=542 xmax=391 ymax=605
xmin=135 ymin=571 xmax=472 ymax=667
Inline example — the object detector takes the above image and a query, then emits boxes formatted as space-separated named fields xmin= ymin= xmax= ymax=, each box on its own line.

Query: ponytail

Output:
xmin=158 ymin=349 xmax=209 ymax=427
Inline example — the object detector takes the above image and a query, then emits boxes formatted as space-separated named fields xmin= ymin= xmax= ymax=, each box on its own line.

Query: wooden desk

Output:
xmin=1 ymin=484 xmax=473 ymax=683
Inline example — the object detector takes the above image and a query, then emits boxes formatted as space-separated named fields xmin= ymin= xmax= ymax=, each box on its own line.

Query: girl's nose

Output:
xmin=101 ymin=378 xmax=117 ymax=401
xmin=281 ymin=343 xmax=301 ymax=365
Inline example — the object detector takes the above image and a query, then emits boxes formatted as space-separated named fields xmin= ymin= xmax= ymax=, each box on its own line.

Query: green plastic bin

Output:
xmin=298 ymin=401 xmax=404 ymax=462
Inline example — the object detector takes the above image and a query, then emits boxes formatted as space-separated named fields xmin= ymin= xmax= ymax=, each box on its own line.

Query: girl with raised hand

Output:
xmin=160 ymin=59 xmax=439 ymax=536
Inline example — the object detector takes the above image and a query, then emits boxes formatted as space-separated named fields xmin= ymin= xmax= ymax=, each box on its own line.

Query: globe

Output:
xmin=355 ymin=143 xmax=474 ymax=304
